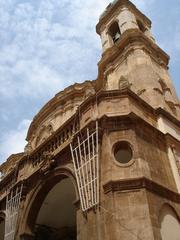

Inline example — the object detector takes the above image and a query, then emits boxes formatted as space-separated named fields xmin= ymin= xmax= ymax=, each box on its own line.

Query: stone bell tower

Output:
xmin=94 ymin=0 xmax=180 ymax=240
xmin=96 ymin=0 xmax=180 ymax=117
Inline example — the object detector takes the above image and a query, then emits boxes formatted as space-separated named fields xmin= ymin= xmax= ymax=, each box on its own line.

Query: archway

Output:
xmin=32 ymin=177 xmax=77 ymax=240
xmin=159 ymin=204 xmax=180 ymax=240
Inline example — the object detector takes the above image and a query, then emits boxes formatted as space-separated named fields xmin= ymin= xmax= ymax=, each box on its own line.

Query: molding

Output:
xmin=165 ymin=133 xmax=180 ymax=146
xmin=156 ymin=107 xmax=180 ymax=127
xmin=103 ymin=177 xmax=180 ymax=203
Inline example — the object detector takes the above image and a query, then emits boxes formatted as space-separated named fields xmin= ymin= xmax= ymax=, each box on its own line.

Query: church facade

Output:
xmin=0 ymin=0 xmax=180 ymax=239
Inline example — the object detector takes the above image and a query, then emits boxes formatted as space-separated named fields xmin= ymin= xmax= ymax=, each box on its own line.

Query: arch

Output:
xmin=108 ymin=21 xmax=121 ymax=44
xmin=21 ymin=167 xmax=79 ymax=237
xmin=159 ymin=204 xmax=180 ymax=240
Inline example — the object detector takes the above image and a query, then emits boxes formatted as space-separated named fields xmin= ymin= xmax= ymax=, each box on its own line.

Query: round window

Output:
xmin=114 ymin=141 xmax=133 ymax=164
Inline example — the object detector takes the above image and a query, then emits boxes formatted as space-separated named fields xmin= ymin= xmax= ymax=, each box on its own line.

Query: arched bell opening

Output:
xmin=0 ymin=211 xmax=5 ymax=240
xmin=25 ymin=173 xmax=78 ymax=240
xmin=108 ymin=21 xmax=121 ymax=44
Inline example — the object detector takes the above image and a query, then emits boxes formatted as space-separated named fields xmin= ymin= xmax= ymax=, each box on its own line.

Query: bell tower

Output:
xmin=95 ymin=1 xmax=180 ymax=240
xmin=96 ymin=0 xmax=180 ymax=118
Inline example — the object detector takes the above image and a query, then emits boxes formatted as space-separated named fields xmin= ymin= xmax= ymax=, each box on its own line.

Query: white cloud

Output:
xmin=0 ymin=0 xmax=156 ymax=100
xmin=0 ymin=119 xmax=31 ymax=163
xmin=0 ymin=0 xmax=112 ymax=100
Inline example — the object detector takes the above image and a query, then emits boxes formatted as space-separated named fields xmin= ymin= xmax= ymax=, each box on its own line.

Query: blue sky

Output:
xmin=0 ymin=0 xmax=179 ymax=163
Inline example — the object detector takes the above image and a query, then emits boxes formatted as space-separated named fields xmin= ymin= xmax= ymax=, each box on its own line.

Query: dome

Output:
xmin=26 ymin=81 xmax=95 ymax=151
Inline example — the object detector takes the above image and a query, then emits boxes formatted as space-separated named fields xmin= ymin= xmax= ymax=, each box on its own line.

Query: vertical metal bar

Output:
xmin=89 ymin=135 xmax=94 ymax=206
xmin=12 ymin=191 xmax=17 ymax=233
xmin=9 ymin=191 xmax=13 ymax=237
xmin=92 ymin=132 xmax=96 ymax=205
xmin=70 ymin=144 xmax=85 ymax=211
xmin=5 ymin=194 xmax=8 ymax=239
xmin=78 ymin=137 xmax=89 ymax=210
xmin=87 ymin=128 xmax=93 ymax=207
xmin=96 ymin=121 xmax=99 ymax=206
xmin=75 ymin=147 xmax=87 ymax=211
xmin=82 ymin=139 xmax=91 ymax=207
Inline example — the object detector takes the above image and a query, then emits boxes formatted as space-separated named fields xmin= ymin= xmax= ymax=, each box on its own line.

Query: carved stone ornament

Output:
xmin=119 ymin=76 xmax=132 ymax=90
xmin=137 ymin=89 xmax=146 ymax=96
xmin=47 ymin=124 xmax=54 ymax=134
xmin=24 ymin=142 xmax=33 ymax=154
xmin=153 ymin=87 xmax=163 ymax=95
xmin=85 ymin=88 xmax=95 ymax=98
xmin=156 ymin=78 xmax=177 ymax=111
xmin=39 ymin=151 xmax=56 ymax=174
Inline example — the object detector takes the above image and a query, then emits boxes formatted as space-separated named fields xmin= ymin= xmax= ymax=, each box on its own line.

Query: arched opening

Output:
xmin=33 ymin=178 xmax=77 ymax=240
xmin=0 ymin=212 xmax=5 ymax=240
xmin=108 ymin=21 xmax=121 ymax=43
xmin=159 ymin=204 xmax=180 ymax=240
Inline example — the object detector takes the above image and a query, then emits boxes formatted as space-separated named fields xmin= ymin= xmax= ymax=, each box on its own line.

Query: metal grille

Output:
xmin=4 ymin=184 xmax=23 ymax=240
xmin=70 ymin=121 xmax=99 ymax=212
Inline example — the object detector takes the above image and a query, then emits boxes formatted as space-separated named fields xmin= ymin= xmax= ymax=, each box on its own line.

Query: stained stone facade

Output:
xmin=0 ymin=1 xmax=180 ymax=240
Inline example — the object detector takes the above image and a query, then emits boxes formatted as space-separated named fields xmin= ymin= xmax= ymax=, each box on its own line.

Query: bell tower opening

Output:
xmin=34 ymin=178 xmax=77 ymax=240
xmin=108 ymin=21 xmax=121 ymax=44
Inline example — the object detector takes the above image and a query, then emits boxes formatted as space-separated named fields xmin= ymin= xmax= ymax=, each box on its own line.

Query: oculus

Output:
xmin=114 ymin=141 xmax=133 ymax=164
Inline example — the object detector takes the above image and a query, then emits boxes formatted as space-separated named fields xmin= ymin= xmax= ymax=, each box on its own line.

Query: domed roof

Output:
xmin=26 ymin=80 xmax=96 ymax=149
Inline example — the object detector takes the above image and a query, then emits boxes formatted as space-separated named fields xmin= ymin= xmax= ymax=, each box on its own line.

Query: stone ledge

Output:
xmin=103 ymin=177 xmax=180 ymax=203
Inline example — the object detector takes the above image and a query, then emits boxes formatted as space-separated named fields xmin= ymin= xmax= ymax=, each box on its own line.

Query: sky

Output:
xmin=0 ymin=0 xmax=179 ymax=163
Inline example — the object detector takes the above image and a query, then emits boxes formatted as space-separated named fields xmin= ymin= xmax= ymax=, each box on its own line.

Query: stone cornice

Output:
xmin=165 ymin=134 xmax=180 ymax=146
xmin=96 ymin=0 xmax=151 ymax=34
xmin=96 ymin=30 xmax=169 ymax=90
xmin=0 ymin=153 xmax=24 ymax=172
xmin=156 ymin=107 xmax=180 ymax=127
xmin=103 ymin=177 xmax=180 ymax=203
